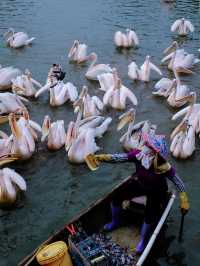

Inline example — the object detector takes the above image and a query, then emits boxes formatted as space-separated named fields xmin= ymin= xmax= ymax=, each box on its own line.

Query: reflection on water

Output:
xmin=0 ymin=0 xmax=200 ymax=265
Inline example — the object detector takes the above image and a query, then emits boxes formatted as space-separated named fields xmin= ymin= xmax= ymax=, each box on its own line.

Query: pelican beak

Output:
xmin=0 ymin=153 xmax=21 ymax=166
xmin=175 ymin=93 xmax=193 ymax=103
xmin=65 ymin=122 xmax=76 ymax=151
xmin=170 ymin=121 xmax=187 ymax=140
xmin=41 ymin=116 xmax=50 ymax=142
xmin=117 ymin=109 xmax=135 ymax=131
xmin=163 ymin=42 xmax=177 ymax=55
xmin=9 ymin=114 xmax=21 ymax=139
xmin=175 ymin=67 xmax=194 ymax=74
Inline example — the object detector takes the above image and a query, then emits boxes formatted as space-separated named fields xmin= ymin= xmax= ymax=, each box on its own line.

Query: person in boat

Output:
xmin=87 ymin=132 xmax=190 ymax=254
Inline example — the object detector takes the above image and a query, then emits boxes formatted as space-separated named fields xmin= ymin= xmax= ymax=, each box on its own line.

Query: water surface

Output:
xmin=0 ymin=0 xmax=200 ymax=265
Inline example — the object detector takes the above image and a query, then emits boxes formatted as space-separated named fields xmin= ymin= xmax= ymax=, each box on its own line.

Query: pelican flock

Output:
xmin=0 ymin=6 xmax=199 ymax=210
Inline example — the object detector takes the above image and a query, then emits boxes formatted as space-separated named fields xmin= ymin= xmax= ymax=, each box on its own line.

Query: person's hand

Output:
xmin=179 ymin=192 xmax=190 ymax=215
xmin=95 ymin=154 xmax=112 ymax=161
xmin=85 ymin=154 xmax=112 ymax=171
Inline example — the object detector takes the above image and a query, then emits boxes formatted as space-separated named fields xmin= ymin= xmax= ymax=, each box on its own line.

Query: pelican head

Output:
xmin=73 ymin=86 xmax=88 ymax=113
xmin=3 ymin=28 xmax=14 ymax=39
xmin=8 ymin=113 xmax=21 ymax=139
xmin=146 ymin=55 xmax=151 ymax=61
xmin=41 ymin=115 xmax=51 ymax=142
xmin=65 ymin=121 xmax=76 ymax=151
xmin=163 ymin=41 xmax=178 ymax=55
xmin=24 ymin=69 xmax=32 ymax=78
xmin=117 ymin=108 xmax=136 ymax=130
xmin=181 ymin=18 xmax=185 ymax=23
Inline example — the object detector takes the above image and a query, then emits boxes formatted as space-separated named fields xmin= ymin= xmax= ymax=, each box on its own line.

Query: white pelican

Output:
xmin=0 ymin=66 xmax=21 ymax=90
xmin=4 ymin=28 xmax=35 ymax=48
xmin=74 ymin=86 xmax=104 ymax=118
xmin=68 ymin=40 xmax=91 ymax=64
xmin=35 ymin=80 xmax=78 ymax=107
xmin=66 ymin=117 xmax=112 ymax=163
xmin=0 ymin=168 xmax=26 ymax=205
xmin=114 ymin=28 xmax=139 ymax=48
xmin=170 ymin=120 xmax=195 ymax=159
xmin=128 ymin=55 xmax=162 ymax=82
xmin=41 ymin=116 xmax=66 ymax=150
xmin=117 ymin=109 xmax=156 ymax=151
xmin=153 ymin=77 xmax=174 ymax=97
xmin=12 ymin=69 xmax=42 ymax=97
xmin=97 ymin=68 xmax=118 ymax=92
xmin=103 ymin=76 xmax=137 ymax=110
xmin=85 ymin=53 xmax=112 ymax=81
xmin=66 ymin=102 xmax=112 ymax=163
xmin=8 ymin=113 xmax=38 ymax=159
xmin=167 ymin=70 xmax=191 ymax=107
xmin=0 ymin=92 xmax=28 ymax=115
xmin=161 ymin=41 xmax=200 ymax=72
xmin=171 ymin=18 xmax=194 ymax=36
xmin=172 ymin=92 xmax=200 ymax=135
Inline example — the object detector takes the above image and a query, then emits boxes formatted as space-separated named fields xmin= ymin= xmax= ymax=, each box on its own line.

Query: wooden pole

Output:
xmin=178 ymin=213 xmax=185 ymax=242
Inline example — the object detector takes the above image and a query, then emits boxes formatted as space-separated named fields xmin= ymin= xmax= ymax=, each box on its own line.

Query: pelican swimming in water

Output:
xmin=103 ymin=76 xmax=138 ymax=110
xmin=41 ymin=116 xmax=66 ymax=150
xmin=97 ymin=68 xmax=119 ymax=92
xmin=74 ymin=86 xmax=104 ymax=118
xmin=0 ymin=168 xmax=26 ymax=206
xmin=68 ymin=40 xmax=91 ymax=64
xmin=161 ymin=41 xmax=200 ymax=72
xmin=117 ymin=109 xmax=156 ymax=151
xmin=12 ymin=69 xmax=42 ymax=97
xmin=0 ymin=92 xmax=28 ymax=115
xmin=170 ymin=120 xmax=195 ymax=159
xmin=114 ymin=28 xmax=139 ymax=48
xmin=153 ymin=77 xmax=174 ymax=97
xmin=85 ymin=53 xmax=112 ymax=81
xmin=35 ymin=80 xmax=78 ymax=106
xmin=167 ymin=70 xmax=191 ymax=107
xmin=128 ymin=55 xmax=162 ymax=82
xmin=171 ymin=18 xmax=194 ymax=36
xmin=4 ymin=28 xmax=35 ymax=48
xmin=66 ymin=101 xmax=112 ymax=163
xmin=0 ymin=66 xmax=21 ymax=90
xmin=172 ymin=92 xmax=200 ymax=135
xmin=8 ymin=112 xmax=41 ymax=159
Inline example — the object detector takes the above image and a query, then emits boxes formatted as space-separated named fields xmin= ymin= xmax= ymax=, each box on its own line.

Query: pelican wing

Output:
xmin=171 ymin=19 xmax=182 ymax=32
xmin=121 ymin=86 xmax=138 ymax=106
xmin=29 ymin=120 xmax=42 ymax=133
xmin=2 ymin=173 xmax=16 ymax=198
xmin=3 ymin=168 xmax=26 ymax=191
xmin=185 ymin=20 xmax=194 ymax=32
xmin=66 ymin=82 xmax=78 ymax=102
xmin=114 ymin=31 xmax=123 ymax=47
xmin=130 ymin=30 xmax=139 ymax=46
xmin=92 ymin=96 xmax=104 ymax=111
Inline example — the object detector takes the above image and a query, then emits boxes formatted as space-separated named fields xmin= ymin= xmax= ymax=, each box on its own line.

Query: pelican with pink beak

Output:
xmin=0 ymin=168 xmax=26 ymax=206
xmin=114 ymin=28 xmax=139 ymax=48
xmin=12 ymin=69 xmax=42 ymax=97
xmin=68 ymin=40 xmax=91 ymax=64
xmin=4 ymin=28 xmax=35 ymax=48
xmin=128 ymin=55 xmax=162 ymax=82
xmin=41 ymin=116 xmax=66 ymax=150
xmin=85 ymin=53 xmax=112 ymax=81
xmin=171 ymin=18 xmax=194 ymax=36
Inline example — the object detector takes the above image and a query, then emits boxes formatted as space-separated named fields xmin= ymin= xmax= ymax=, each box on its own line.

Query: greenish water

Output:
xmin=0 ymin=0 xmax=200 ymax=265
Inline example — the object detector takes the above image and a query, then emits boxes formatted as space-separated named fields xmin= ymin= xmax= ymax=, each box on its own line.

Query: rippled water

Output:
xmin=0 ymin=0 xmax=200 ymax=265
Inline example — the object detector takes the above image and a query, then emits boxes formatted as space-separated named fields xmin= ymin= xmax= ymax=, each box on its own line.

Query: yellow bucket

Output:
xmin=36 ymin=241 xmax=73 ymax=266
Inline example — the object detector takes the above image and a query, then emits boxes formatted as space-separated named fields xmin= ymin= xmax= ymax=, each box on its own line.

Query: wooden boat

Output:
xmin=18 ymin=175 xmax=175 ymax=266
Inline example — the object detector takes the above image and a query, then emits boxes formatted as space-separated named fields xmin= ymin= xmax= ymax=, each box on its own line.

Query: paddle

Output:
xmin=178 ymin=213 xmax=185 ymax=242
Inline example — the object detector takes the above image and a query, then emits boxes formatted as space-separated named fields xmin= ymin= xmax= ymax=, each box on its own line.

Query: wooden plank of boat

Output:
xmin=18 ymin=175 xmax=175 ymax=266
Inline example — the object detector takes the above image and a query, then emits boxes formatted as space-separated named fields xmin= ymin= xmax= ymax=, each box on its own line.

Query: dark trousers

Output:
xmin=110 ymin=175 xmax=168 ymax=224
